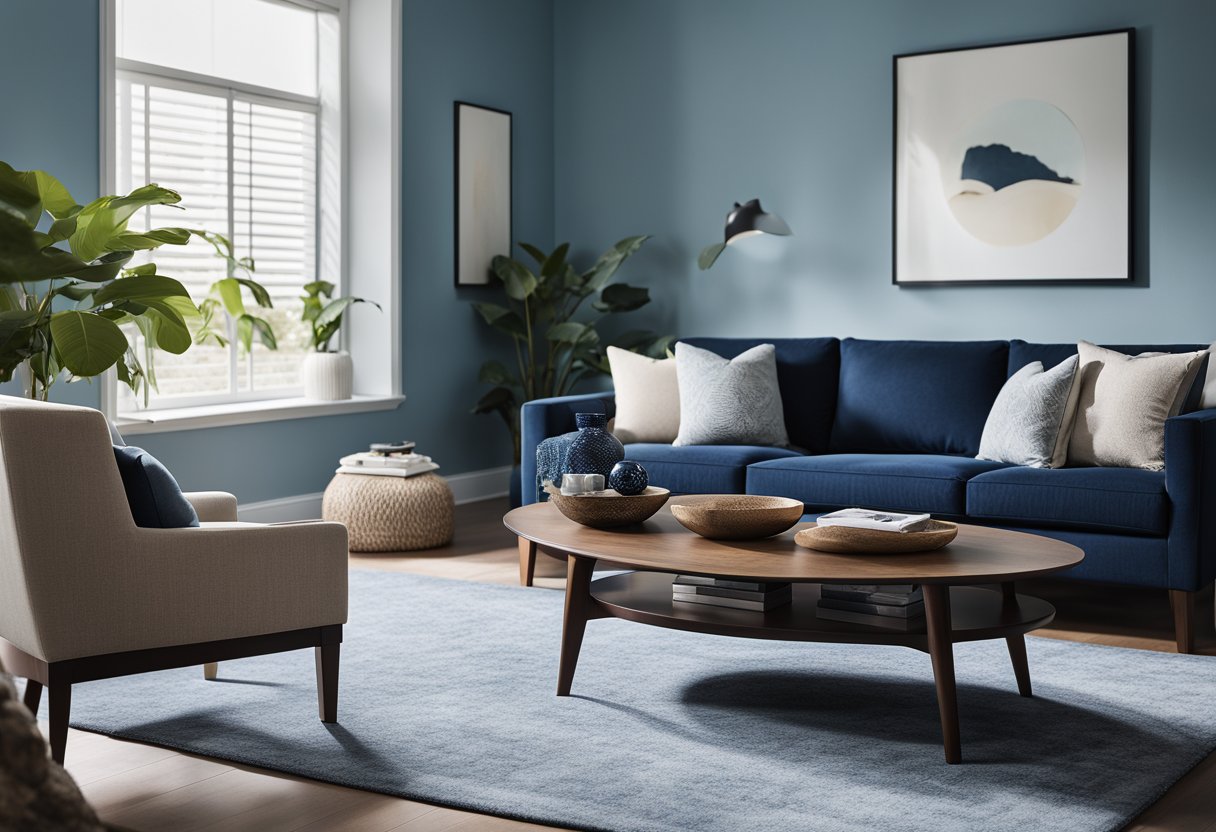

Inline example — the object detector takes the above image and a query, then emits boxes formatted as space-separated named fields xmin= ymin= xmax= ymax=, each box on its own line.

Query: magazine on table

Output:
xmin=816 ymin=508 xmax=932 ymax=534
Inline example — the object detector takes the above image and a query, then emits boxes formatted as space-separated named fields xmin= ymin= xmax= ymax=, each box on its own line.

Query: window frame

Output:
xmin=99 ymin=0 xmax=403 ymax=434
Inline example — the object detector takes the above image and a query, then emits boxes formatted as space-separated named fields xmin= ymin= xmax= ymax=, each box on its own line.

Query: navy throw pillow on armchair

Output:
xmin=112 ymin=446 xmax=200 ymax=528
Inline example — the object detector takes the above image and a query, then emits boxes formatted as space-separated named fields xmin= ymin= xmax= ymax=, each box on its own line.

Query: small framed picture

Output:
xmin=893 ymin=29 xmax=1133 ymax=285
xmin=454 ymin=101 xmax=512 ymax=287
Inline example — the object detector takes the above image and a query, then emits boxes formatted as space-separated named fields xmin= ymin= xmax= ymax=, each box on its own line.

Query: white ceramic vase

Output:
xmin=301 ymin=350 xmax=354 ymax=401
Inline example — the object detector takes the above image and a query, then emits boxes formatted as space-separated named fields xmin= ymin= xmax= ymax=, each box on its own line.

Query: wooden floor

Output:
xmin=45 ymin=498 xmax=1216 ymax=831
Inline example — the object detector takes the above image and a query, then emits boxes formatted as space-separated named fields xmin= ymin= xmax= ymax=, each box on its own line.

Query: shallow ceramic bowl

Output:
xmin=549 ymin=487 xmax=671 ymax=529
xmin=669 ymin=494 xmax=805 ymax=540
xmin=794 ymin=520 xmax=958 ymax=554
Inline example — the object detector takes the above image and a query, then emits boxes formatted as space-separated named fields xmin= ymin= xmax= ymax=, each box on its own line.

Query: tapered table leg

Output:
xmin=1002 ymin=582 xmax=1032 ymax=697
xmin=203 ymin=662 xmax=218 ymax=680
xmin=923 ymin=584 xmax=961 ymax=764
xmin=557 ymin=554 xmax=597 ymax=696
xmin=22 ymin=679 xmax=43 ymax=715
xmin=48 ymin=683 xmax=71 ymax=765
xmin=315 ymin=643 xmax=339 ymax=723
xmin=519 ymin=537 xmax=538 ymax=587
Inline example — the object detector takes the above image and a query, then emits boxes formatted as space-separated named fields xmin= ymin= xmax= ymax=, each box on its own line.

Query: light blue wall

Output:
xmin=552 ymin=0 xmax=1216 ymax=346
xmin=0 ymin=0 xmax=553 ymax=502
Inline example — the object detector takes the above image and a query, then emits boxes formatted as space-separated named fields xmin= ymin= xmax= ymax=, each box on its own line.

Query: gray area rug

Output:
xmin=42 ymin=570 xmax=1216 ymax=832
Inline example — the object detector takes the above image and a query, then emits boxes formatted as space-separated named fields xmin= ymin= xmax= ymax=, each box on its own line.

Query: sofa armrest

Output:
xmin=1165 ymin=408 xmax=1216 ymax=589
xmin=520 ymin=391 xmax=616 ymax=505
xmin=183 ymin=491 xmax=239 ymax=523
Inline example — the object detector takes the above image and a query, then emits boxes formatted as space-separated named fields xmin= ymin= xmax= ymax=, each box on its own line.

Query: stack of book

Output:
xmin=672 ymin=575 xmax=792 ymax=612
xmin=337 ymin=451 xmax=439 ymax=478
xmin=816 ymin=584 xmax=925 ymax=630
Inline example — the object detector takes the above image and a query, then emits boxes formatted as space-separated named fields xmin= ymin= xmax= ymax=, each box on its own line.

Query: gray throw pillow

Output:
xmin=976 ymin=356 xmax=1080 ymax=468
xmin=674 ymin=342 xmax=790 ymax=447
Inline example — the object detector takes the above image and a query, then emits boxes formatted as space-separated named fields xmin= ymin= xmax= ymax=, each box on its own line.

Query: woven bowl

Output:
xmin=794 ymin=520 xmax=958 ymax=554
xmin=669 ymin=494 xmax=805 ymax=540
xmin=549 ymin=487 xmax=671 ymax=529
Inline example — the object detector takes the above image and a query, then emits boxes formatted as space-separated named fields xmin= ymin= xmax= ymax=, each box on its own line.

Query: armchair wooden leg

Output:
xmin=315 ymin=643 xmax=339 ymax=723
xmin=22 ymin=679 xmax=43 ymax=715
xmin=48 ymin=684 xmax=71 ymax=765
xmin=1171 ymin=589 xmax=1197 ymax=654
xmin=203 ymin=662 xmax=218 ymax=680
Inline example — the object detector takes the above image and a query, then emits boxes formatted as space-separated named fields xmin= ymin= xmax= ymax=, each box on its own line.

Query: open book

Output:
xmin=816 ymin=508 xmax=932 ymax=534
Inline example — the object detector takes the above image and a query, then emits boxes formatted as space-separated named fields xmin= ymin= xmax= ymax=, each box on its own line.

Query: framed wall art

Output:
xmin=455 ymin=101 xmax=512 ymax=287
xmin=893 ymin=29 xmax=1133 ymax=286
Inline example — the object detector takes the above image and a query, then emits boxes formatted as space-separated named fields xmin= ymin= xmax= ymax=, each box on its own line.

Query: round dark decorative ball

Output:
xmin=609 ymin=460 xmax=649 ymax=495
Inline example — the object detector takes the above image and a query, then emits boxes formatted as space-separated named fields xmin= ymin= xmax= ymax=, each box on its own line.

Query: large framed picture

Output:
xmin=454 ymin=101 xmax=512 ymax=287
xmin=893 ymin=29 xmax=1133 ymax=286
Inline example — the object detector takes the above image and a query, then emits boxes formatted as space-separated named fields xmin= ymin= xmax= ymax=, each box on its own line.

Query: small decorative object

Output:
xmin=698 ymin=198 xmax=792 ymax=270
xmin=561 ymin=473 xmax=605 ymax=495
xmin=795 ymin=521 xmax=959 ymax=554
xmin=894 ymin=29 xmax=1132 ymax=284
xmin=669 ymin=494 xmax=804 ymax=540
xmin=300 ymin=279 xmax=381 ymax=401
xmin=547 ymin=485 xmax=670 ymax=529
xmin=566 ymin=413 xmax=625 ymax=477
xmin=455 ymin=101 xmax=512 ymax=286
xmin=608 ymin=460 xmax=648 ymax=495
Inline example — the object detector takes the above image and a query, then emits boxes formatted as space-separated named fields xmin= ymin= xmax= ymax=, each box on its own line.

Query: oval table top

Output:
xmin=503 ymin=502 xmax=1084 ymax=584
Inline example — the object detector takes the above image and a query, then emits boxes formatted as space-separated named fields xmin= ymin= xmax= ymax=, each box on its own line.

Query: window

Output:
xmin=112 ymin=0 xmax=341 ymax=411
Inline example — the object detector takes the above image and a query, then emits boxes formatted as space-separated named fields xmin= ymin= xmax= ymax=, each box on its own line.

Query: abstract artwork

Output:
xmin=455 ymin=101 xmax=512 ymax=287
xmin=894 ymin=30 xmax=1133 ymax=285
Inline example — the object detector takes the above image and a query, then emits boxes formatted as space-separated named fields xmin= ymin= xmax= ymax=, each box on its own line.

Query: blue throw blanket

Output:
xmin=534 ymin=431 xmax=579 ymax=502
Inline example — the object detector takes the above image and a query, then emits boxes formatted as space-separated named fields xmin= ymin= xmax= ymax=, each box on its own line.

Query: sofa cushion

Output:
xmin=624 ymin=443 xmax=802 ymax=494
xmin=967 ymin=466 xmax=1169 ymax=536
xmin=113 ymin=445 xmax=201 ymax=529
xmin=1009 ymin=340 xmax=1210 ymax=414
xmin=746 ymin=453 xmax=1010 ymax=517
xmin=829 ymin=339 xmax=1009 ymax=456
xmin=681 ymin=337 xmax=839 ymax=454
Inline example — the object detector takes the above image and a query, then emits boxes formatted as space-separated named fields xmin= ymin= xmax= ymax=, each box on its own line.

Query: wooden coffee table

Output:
xmin=504 ymin=502 xmax=1084 ymax=764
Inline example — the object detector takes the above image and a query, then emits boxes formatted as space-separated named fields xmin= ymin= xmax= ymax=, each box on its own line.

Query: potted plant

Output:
xmin=299 ymin=280 xmax=380 ymax=400
xmin=0 ymin=162 xmax=201 ymax=400
xmin=469 ymin=235 xmax=672 ymax=491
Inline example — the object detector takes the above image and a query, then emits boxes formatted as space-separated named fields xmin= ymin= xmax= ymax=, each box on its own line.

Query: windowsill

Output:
xmin=115 ymin=394 xmax=406 ymax=435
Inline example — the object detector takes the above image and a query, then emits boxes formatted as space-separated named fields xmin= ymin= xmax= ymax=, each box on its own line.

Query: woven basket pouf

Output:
xmin=322 ymin=472 xmax=454 ymax=552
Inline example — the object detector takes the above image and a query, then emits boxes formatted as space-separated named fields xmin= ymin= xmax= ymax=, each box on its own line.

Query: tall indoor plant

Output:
xmin=470 ymin=236 xmax=672 ymax=465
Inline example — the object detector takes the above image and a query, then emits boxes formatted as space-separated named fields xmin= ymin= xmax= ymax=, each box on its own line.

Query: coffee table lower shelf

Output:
xmin=557 ymin=567 xmax=1056 ymax=765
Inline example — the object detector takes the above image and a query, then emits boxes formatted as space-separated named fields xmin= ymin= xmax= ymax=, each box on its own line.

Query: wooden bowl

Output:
xmin=669 ymin=494 xmax=805 ymax=540
xmin=548 ymin=487 xmax=671 ymax=529
xmin=795 ymin=520 xmax=958 ymax=554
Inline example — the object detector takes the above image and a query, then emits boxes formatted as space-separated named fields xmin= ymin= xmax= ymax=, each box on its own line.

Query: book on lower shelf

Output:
xmin=816 ymin=597 xmax=925 ymax=618
xmin=814 ymin=605 xmax=925 ymax=631
xmin=672 ymin=576 xmax=792 ymax=612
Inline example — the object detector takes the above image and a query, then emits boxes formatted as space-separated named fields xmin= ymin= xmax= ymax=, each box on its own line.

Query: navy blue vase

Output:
xmin=609 ymin=460 xmax=648 ymax=495
xmin=566 ymin=413 xmax=624 ymax=478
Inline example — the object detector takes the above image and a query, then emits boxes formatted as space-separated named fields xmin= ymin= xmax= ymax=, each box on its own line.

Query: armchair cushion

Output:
xmin=112 ymin=446 xmax=199 ymax=528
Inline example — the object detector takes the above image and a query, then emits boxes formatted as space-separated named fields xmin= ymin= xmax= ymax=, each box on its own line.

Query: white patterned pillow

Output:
xmin=674 ymin=342 xmax=790 ymax=447
xmin=977 ymin=356 xmax=1080 ymax=468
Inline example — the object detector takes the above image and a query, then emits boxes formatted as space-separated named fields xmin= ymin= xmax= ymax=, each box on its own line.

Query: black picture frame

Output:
xmin=454 ymin=101 xmax=513 ymax=287
xmin=890 ymin=28 xmax=1133 ymax=285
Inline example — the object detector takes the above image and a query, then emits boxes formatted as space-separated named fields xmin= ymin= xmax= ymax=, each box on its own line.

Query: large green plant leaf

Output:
xmin=478 ymin=359 xmax=517 ymax=387
xmin=517 ymin=242 xmax=547 ymax=267
xmin=473 ymin=302 xmax=526 ymax=337
xmin=69 ymin=184 xmax=183 ymax=263
xmin=93 ymin=273 xmax=192 ymax=305
xmin=593 ymin=282 xmax=650 ymax=313
xmin=546 ymin=321 xmax=597 ymax=346
xmin=583 ymin=235 xmax=649 ymax=292
xmin=236 ymin=314 xmax=277 ymax=352
xmin=110 ymin=227 xmax=192 ymax=250
xmin=47 ymin=310 xmax=128 ymax=377
xmin=471 ymin=385 xmax=517 ymax=417
xmin=129 ymin=302 xmax=193 ymax=355
xmin=0 ymin=211 xmax=124 ymax=284
xmin=0 ymin=163 xmax=80 ymax=226
xmin=540 ymin=242 xmax=569 ymax=279
xmin=316 ymin=296 xmax=380 ymax=328
xmin=491 ymin=255 xmax=538 ymax=301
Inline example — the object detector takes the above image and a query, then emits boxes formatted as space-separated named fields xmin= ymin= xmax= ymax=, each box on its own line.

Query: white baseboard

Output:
xmin=236 ymin=465 xmax=513 ymax=523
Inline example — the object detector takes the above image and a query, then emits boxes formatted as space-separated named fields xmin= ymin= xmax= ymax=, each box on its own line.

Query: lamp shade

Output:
xmin=698 ymin=198 xmax=791 ymax=270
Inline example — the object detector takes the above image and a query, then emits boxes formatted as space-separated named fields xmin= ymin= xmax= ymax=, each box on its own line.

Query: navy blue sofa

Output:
xmin=520 ymin=338 xmax=1216 ymax=653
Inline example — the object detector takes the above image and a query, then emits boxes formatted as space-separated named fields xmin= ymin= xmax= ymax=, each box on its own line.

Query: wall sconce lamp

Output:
xmin=697 ymin=198 xmax=792 ymax=270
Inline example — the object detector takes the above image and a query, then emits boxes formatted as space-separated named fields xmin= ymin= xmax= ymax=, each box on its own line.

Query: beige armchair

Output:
xmin=0 ymin=396 xmax=349 ymax=764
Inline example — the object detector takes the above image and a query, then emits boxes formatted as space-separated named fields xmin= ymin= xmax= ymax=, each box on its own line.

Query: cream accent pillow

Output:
xmin=607 ymin=346 xmax=679 ymax=444
xmin=1067 ymin=342 xmax=1206 ymax=470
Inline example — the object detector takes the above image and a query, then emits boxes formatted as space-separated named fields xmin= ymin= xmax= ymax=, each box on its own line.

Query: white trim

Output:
xmin=236 ymin=466 xmax=513 ymax=523
xmin=116 ymin=393 xmax=404 ymax=435
xmin=116 ymin=58 xmax=320 ymax=108
xmin=99 ymin=0 xmax=119 ymax=422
